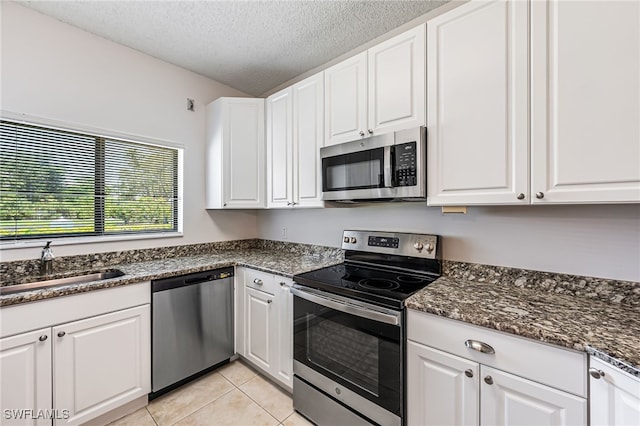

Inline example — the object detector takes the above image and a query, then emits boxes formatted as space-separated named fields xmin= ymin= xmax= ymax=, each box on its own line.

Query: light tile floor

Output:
xmin=109 ymin=360 xmax=313 ymax=426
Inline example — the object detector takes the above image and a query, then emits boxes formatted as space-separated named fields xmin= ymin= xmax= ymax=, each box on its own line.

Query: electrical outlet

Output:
xmin=282 ymin=227 xmax=288 ymax=240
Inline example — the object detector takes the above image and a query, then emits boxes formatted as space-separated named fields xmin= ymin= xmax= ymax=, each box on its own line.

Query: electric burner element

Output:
xmin=397 ymin=275 xmax=427 ymax=284
xmin=358 ymin=278 xmax=400 ymax=291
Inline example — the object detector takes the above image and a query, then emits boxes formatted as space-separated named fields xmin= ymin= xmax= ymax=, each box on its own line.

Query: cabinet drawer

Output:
xmin=408 ymin=310 xmax=587 ymax=397
xmin=244 ymin=269 xmax=275 ymax=294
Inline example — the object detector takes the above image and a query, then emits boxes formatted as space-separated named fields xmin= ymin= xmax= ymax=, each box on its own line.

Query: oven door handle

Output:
xmin=291 ymin=286 xmax=400 ymax=326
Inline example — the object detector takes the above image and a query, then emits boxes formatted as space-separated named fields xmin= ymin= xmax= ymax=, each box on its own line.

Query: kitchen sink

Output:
xmin=0 ymin=269 xmax=125 ymax=295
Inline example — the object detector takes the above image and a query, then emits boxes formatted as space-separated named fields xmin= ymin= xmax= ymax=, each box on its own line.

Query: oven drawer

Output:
xmin=407 ymin=310 xmax=587 ymax=397
xmin=244 ymin=269 xmax=276 ymax=294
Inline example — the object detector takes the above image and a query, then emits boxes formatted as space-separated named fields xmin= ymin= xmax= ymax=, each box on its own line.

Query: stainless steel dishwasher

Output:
xmin=151 ymin=266 xmax=234 ymax=397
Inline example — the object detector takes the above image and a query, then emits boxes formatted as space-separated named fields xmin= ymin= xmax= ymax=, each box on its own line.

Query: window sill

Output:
xmin=0 ymin=232 xmax=184 ymax=250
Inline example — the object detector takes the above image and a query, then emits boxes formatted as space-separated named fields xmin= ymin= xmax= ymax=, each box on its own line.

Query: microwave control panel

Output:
xmin=394 ymin=141 xmax=417 ymax=186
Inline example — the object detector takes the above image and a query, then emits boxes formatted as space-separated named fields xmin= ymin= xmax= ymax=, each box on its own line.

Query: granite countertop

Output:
xmin=0 ymin=248 xmax=342 ymax=308
xmin=406 ymin=275 xmax=640 ymax=377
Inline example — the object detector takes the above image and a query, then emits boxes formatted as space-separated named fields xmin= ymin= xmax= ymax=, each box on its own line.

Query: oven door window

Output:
xmin=293 ymin=295 xmax=401 ymax=416
xmin=322 ymin=148 xmax=385 ymax=192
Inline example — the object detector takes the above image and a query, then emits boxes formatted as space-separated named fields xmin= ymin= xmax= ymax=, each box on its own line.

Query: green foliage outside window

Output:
xmin=0 ymin=120 xmax=179 ymax=240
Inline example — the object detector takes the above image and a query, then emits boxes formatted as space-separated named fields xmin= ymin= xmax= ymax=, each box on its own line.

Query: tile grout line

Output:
xmin=235 ymin=383 xmax=284 ymax=425
xmin=235 ymin=375 xmax=295 ymax=424
xmin=162 ymin=374 xmax=237 ymax=426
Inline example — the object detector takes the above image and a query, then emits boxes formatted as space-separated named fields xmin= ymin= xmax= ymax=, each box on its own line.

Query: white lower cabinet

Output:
xmin=590 ymin=356 xmax=640 ymax=426
xmin=480 ymin=365 xmax=586 ymax=426
xmin=245 ymin=286 xmax=275 ymax=372
xmin=53 ymin=305 xmax=150 ymax=425
xmin=407 ymin=342 xmax=479 ymax=426
xmin=0 ymin=283 xmax=151 ymax=426
xmin=407 ymin=310 xmax=587 ymax=426
xmin=0 ymin=328 xmax=52 ymax=426
xmin=237 ymin=267 xmax=293 ymax=391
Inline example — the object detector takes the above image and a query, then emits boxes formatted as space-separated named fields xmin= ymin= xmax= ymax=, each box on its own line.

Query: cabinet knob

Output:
xmin=223 ymin=202 xmax=227 ymax=207
xmin=465 ymin=339 xmax=495 ymax=354
xmin=287 ymin=202 xmax=293 ymax=206
xmin=253 ymin=278 xmax=263 ymax=285
xmin=267 ymin=299 xmax=273 ymax=304
xmin=38 ymin=335 xmax=48 ymax=342
xmin=368 ymin=129 xmax=374 ymax=135
xmin=465 ymin=369 xmax=474 ymax=378
xmin=484 ymin=375 xmax=493 ymax=385
xmin=589 ymin=368 xmax=606 ymax=380
xmin=359 ymin=131 xmax=365 ymax=137
xmin=535 ymin=192 xmax=545 ymax=199
xmin=517 ymin=193 xmax=525 ymax=200
xmin=57 ymin=331 xmax=66 ymax=338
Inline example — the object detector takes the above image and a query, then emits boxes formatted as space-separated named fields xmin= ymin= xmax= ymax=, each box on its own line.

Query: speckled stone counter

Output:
xmin=0 ymin=240 xmax=343 ymax=308
xmin=406 ymin=262 xmax=640 ymax=378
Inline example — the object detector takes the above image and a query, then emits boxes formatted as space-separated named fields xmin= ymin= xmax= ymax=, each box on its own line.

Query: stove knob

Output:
xmin=413 ymin=242 xmax=424 ymax=251
xmin=425 ymin=243 xmax=435 ymax=253
xmin=350 ymin=237 xmax=357 ymax=244
xmin=343 ymin=236 xmax=350 ymax=243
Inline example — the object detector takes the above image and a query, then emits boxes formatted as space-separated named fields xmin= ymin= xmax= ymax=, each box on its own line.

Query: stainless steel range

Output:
xmin=291 ymin=230 xmax=441 ymax=426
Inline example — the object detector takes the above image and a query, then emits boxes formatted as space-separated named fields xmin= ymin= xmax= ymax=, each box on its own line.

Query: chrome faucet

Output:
xmin=40 ymin=241 xmax=55 ymax=275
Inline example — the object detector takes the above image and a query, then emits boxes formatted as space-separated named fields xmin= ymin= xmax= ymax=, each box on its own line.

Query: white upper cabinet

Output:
xmin=325 ymin=24 xmax=426 ymax=146
xmin=428 ymin=0 xmax=640 ymax=206
xmin=427 ymin=0 xmax=529 ymax=205
xmin=324 ymin=52 xmax=368 ymax=146
xmin=293 ymin=73 xmax=324 ymax=207
xmin=531 ymin=0 xmax=640 ymax=203
xmin=206 ymin=97 xmax=266 ymax=209
xmin=368 ymin=23 xmax=426 ymax=136
xmin=267 ymin=73 xmax=324 ymax=208
xmin=266 ymin=88 xmax=294 ymax=208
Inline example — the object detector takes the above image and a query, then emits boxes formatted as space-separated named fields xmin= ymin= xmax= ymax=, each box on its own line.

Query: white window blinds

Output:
xmin=0 ymin=120 xmax=179 ymax=240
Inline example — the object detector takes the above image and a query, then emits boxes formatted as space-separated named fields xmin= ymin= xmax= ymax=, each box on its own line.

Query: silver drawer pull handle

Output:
xmin=589 ymin=368 xmax=605 ymax=380
xmin=464 ymin=369 xmax=474 ymax=378
xmin=484 ymin=375 xmax=493 ymax=385
xmin=38 ymin=335 xmax=48 ymax=342
xmin=57 ymin=331 xmax=66 ymax=338
xmin=465 ymin=339 xmax=495 ymax=354
xmin=253 ymin=278 xmax=263 ymax=285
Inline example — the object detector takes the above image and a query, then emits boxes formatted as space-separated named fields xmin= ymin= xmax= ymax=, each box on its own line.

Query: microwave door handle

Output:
xmin=383 ymin=145 xmax=393 ymax=188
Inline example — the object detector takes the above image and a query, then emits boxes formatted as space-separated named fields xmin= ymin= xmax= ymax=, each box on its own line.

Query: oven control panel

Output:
xmin=368 ymin=236 xmax=399 ymax=248
xmin=341 ymin=230 xmax=438 ymax=259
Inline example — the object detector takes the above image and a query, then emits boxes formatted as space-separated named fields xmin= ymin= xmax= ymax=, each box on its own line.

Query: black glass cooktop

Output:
xmin=292 ymin=263 xmax=438 ymax=310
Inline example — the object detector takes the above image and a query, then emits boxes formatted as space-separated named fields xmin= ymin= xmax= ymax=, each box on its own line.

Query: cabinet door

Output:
xmin=480 ymin=366 xmax=586 ymax=426
xmin=368 ymin=24 xmax=425 ymax=136
xmin=427 ymin=0 xmax=529 ymax=205
xmin=293 ymin=73 xmax=324 ymax=208
xmin=266 ymin=88 xmax=294 ymax=208
xmin=324 ymin=52 xmax=367 ymax=146
xmin=273 ymin=278 xmax=293 ymax=390
xmin=590 ymin=357 xmax=640 ymax=426
xmin=0 ymin=328 xmax=52 ymax=426
xmin=531 ymin=0 xmax=640 ymax=203
xmin=407 ymin=341 xmax=479 ymax=426
xmin=53 ymin=305 xmax=150 ymax=426
xmin=223 ymin=98 xmax=266 ymax=208
xmin=245 ymin=287 xmax=274 ymax=373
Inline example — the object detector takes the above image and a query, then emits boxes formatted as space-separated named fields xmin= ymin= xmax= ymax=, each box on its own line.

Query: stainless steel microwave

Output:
xmin=320 ymin=127 xmax=426 ymax=202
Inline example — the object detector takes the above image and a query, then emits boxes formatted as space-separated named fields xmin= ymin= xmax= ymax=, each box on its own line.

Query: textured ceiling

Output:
xmin=18 ymin=0 xmax=449 ymax=96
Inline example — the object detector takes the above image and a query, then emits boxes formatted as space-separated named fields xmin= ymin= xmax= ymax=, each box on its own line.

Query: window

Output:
xmin=0 ymin=120 xmax=180 ymax=240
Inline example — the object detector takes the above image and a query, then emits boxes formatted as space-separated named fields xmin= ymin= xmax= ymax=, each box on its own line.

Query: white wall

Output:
xmin=0 ymin=3 xmax=258 ymax=261
xmin=257 ymin=204 xmax=640 ymax=282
